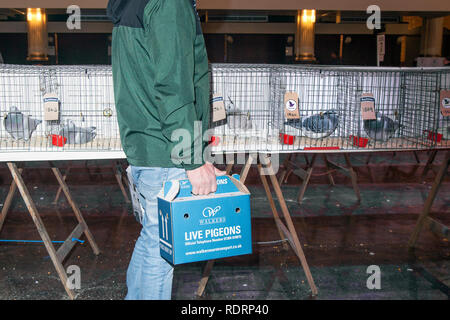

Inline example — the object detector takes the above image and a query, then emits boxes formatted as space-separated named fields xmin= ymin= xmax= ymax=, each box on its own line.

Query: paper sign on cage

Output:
xmin=43 ymin=93 xmax=60 ymax=121
xmin=360 ymin=93 xmax=376 ymax=120
xmin=440 ymin=90 xmax=450 ymax=117
xmin=211 ymin=94 xmax=227 ymax=122
xmin=284 ymin=92 xmax=300 ymax=119
xmin=377 ymin=34 xmax=385 ymax=62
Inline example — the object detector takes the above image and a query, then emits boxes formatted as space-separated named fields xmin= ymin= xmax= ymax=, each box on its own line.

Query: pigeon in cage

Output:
xmin=285 ymin=110 xmax=340 ymax=139
xmin=58 ymin=120 xmax=97 ymax=144
xmin=363 ymin=112 xmax=401 ymax=142
xmin=225 ymin=96 xmax=252 ymax=130
xmin=3 ymin=106 xmax=42 ymax=141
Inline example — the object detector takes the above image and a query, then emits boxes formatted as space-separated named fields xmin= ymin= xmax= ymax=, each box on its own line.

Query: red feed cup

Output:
xmin=209 ymin=136 xmax=220 ymax=146
xmin=280 ymin=133 xmax=295 ymax=145
xmin=51 ymin=135 xmax=67 ymax=147
xmin=424 ymin=130 xmax=443 ymax=143
xmin=349 ymin=135 xmax=368 ymax=148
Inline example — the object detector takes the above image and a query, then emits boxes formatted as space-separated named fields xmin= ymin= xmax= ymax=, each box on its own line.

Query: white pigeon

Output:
xmin=3 ymin=106 xmax=42 ymax=141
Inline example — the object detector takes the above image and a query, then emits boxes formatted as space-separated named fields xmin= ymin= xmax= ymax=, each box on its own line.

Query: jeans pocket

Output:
xmin=131 ymin=167 xmax=168 ymax=227
xmin=132 ymin=167 xmax=167 ymax=193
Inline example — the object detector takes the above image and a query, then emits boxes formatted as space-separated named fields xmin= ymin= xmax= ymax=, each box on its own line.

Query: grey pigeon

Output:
xmin=4 ymin=106 xmax=42 ymax=141
xmin=363 ymin=112 xmax=401 ymax=142
xmin=285 ymin=110 xmax=339 ymax=139
xmin=58 ymin=120 xmax=96 ymax=144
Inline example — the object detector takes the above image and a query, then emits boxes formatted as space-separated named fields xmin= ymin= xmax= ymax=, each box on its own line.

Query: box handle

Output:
xmin=160 ymin=174 xmax=247 ymax=201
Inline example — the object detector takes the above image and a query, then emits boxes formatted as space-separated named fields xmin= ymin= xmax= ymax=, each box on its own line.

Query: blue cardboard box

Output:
xmin=157 ymin=174 xmax=252 ymax=265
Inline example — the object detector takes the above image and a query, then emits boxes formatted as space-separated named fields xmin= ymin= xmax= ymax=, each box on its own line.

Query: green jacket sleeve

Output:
xmin=145 ymin=0 xmax=205 ymax=171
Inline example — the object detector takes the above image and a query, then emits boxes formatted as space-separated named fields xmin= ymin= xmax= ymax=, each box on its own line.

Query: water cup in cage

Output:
xmin=51 ymin=134 xmax=67 ymax=147
xmin=280 ymin=133 xmax=295 ymax=145
xmin=424 ymin=130 xmax=443 ymax=143
xmin=209 ymin=136 xmax=220 ymax=146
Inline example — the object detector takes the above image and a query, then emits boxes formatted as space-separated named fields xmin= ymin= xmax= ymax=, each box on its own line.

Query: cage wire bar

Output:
xmin=0 ymin=64 xmax=448 ymax=160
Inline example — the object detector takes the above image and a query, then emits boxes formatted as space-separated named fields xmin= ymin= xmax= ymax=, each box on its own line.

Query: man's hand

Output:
xmin=186 ymin=162 xmax=226 ymax=195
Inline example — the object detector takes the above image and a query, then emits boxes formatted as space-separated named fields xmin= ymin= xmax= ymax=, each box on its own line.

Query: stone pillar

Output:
xmin=295 ymin=9 xmax=316 ymax=63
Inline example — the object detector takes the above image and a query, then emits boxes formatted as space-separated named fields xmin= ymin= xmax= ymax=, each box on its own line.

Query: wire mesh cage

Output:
xmin=0 ymin=64 xmax=121 ymax=157
xmin=402 ymin=70 xmax=442 ymax=149
xmin=275 ymin=66 xmax=351 ymax=152
xmin=210 ymin=65 xmax=450 ymax=154
xmin=209 ymin=64 xmax=275 ymax=153
xmin=438 ymin=72 xmax=450 ymax=148
xmin=0 ymin=64 xmax=448 ymax=160
xmin=345 ymin=67 xmax=449 ymax=151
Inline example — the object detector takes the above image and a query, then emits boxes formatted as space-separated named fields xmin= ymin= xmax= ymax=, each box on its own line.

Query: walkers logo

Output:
xmin=200 ymin=206 xmax=225 ymax=226
xmin=202 ymin=206 xmax=221 ymax=218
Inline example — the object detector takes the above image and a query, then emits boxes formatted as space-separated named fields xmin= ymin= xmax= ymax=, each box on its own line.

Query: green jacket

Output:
xmin=107 ymin=0 xmax=210 ymax=170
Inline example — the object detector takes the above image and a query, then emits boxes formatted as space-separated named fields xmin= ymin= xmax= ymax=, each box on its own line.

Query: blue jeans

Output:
xmin=125 ymin=166 xmax=187 ymax=300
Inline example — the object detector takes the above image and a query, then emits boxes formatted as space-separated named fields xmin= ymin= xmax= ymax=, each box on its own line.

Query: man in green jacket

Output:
xmin=108 ymin=0 xmax=224 ymax=300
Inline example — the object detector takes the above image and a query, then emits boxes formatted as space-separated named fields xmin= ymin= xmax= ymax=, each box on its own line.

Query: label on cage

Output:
xmin=284 ymin=92 xmax=300 ymax=119
xmin=440 ymin=90 xmax=450 ymax=117
xmin=211 ymin=94 xmax=227 ymax=122
xmin=377 ymin=35 xmax=385 ymax=55
xmin=43 ymin=93 xmax=59 ymax=121
xmin=377 ymin=34 xmax=385 ymax=62
xmin=360 ymin=93 xmax=376 ymax=120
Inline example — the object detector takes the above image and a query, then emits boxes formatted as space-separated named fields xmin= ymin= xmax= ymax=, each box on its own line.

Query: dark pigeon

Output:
xmin=363 ymin=112 xmax=401 ymax=142
xmin=286 ymin=110 xmax=339 ymax=139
